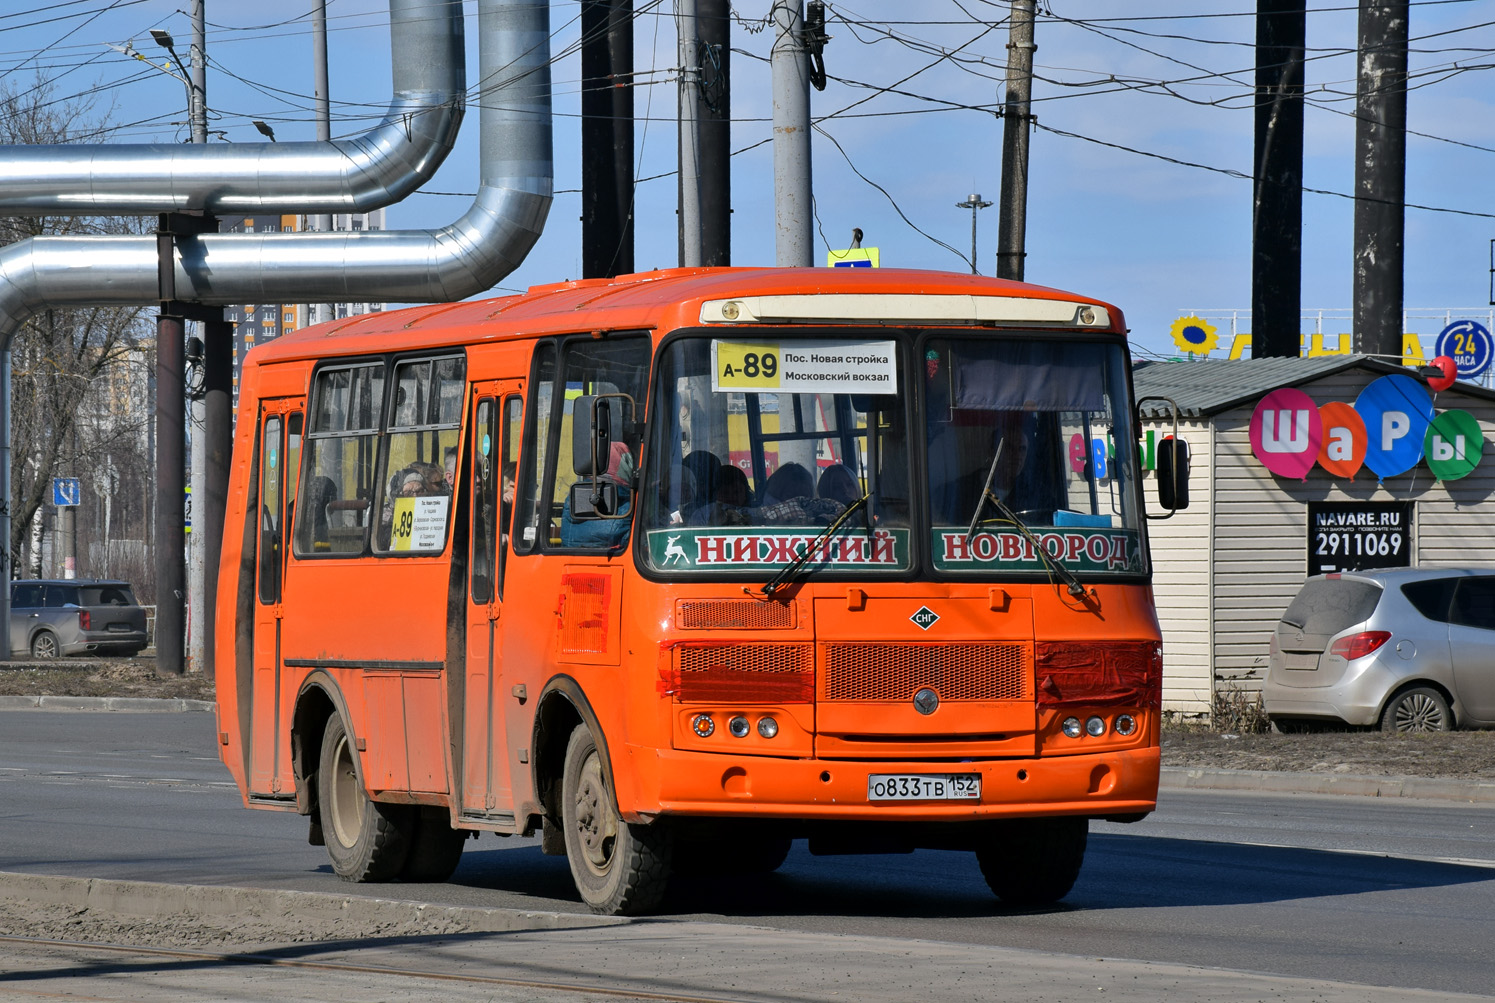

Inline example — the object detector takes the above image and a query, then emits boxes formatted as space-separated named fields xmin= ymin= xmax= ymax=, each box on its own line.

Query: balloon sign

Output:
xmin=1250 ymin=388 xmax=1322 ymax=479
xmin=1423 ymin=410 xmax=1485 ymax=481
xmin=1354 ymin=375 xmax=1433 ymax=479
xmin=1316 ymin=401 xmax=1367 ymax=479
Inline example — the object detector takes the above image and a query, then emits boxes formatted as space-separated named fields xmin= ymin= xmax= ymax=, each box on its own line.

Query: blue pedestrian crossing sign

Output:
xmin=52 ymin=477 xmax=81 ymax=507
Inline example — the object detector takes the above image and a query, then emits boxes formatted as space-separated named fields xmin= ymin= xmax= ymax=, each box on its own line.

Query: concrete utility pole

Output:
xmin=677 ymin=0 xmax=703 ymax=267
xmin=1251 ymin=0 xmax=1307 ymax=360
xmin=996 ymin=0 xmax=1035 ymax=282
xmin=581 ymin=0 xmax=634 ymax=278
xmin=956 ymin=194 xmax=992 ymax=275
xmin=698 ymin=0 xmax=731 ymax=266
xmin=186 ymin=0 xmax=210 ymax=675
xmin=771 ymin=0 xmax=812 ymax=267
xmin=1352 ymin=0 xmax=1409 ymax=359
xmin=311 ymin=0 xmax=334 ymax=324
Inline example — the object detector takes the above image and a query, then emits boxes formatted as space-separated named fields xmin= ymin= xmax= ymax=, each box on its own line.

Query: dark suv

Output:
xmin=8 ymin=579 xmax=149 ymax=658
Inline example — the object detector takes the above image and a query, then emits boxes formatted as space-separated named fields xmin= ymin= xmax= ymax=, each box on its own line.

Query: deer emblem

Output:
xmin=662 ymin=534 xmax=689 ymax=565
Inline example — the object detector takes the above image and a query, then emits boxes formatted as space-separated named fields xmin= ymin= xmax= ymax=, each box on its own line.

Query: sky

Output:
xmin=2 ymin=0 xmax=1494 ymax=360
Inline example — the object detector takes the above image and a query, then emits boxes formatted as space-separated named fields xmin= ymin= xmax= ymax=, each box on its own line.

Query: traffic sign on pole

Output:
xmin=51 ymin=477 xmax=81 ymax=507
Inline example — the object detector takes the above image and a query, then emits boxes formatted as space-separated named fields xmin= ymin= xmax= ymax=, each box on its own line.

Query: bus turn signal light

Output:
xmin=1035 ymin=640 xmax=1162 ymax=709
xmin=691 ymin=714 xmax=715 ymax=738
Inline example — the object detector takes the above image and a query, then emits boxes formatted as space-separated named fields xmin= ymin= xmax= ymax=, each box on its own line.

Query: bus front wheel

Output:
xmin=560 ymin=724 xmax=671 ymax=915
xmin=975 ymin=817 xmax=1088 ymax=906
xmin=317 ymin=714 xmax=412 ymax=882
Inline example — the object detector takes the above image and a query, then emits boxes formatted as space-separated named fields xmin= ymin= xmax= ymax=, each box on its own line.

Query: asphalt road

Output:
xmin=3 ymin=710 xmax=1494 ymax=997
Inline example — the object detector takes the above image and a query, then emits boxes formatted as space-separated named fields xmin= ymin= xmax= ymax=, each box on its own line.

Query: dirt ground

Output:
xmin=3 ymin=660 xmax=1494 ymax=780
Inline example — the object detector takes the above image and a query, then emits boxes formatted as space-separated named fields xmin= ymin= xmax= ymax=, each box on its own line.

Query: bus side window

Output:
xmin=374 ymin=355 xmax=464 ymax=554
xmin=550 ymin=335 xmax=650 ymax=551
xmin=514 ymin=342 xmax=556 ymax=554
xmin=500 ymin=394 xmax=522 ymax=583
xmin=470 ymin=398 xmax=497 ymax=604
xmin=257 ymin=415 xmax=283 ymax=603
xmin=294 ymin=363 xmax=386 ymax=556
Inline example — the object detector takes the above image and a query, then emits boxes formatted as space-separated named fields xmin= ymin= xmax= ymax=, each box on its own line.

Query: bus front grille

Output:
xmin=820 ymin=643 xmax=1032 ymax=702
xmin=676 ymin=599 xmax=796 ymax=630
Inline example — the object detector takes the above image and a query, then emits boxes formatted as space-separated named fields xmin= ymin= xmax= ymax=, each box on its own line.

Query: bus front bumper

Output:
xmin=624 ymin=744 xmax=1160 ymax=823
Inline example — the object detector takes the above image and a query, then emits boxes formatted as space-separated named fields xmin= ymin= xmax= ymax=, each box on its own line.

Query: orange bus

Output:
xmin=215 ymin=266 xmax=1185 ymax=915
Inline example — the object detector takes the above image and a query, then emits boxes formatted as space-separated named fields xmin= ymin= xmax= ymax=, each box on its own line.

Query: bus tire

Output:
xmin=318 ymin=714 xmax=412 ymax=882
xmin=975 ymin=817 xmax=1087 ymax=906
xmin=399 ymin=812 xmax=466 ymax=882
xmin=560 ymin=724 xmax=671 ymax=915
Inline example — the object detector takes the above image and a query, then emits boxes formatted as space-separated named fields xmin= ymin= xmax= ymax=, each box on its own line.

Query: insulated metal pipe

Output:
xmin=0 ymin=0 xmax=551 ymax=337
xmin=0 ymin=0 xmax=465 ymax=215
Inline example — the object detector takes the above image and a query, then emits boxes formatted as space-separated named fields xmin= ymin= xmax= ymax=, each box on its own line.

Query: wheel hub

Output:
xmin=573 ymin=753 xmax=617 ymax=871
xmin=1395 ymin=693 xmax=1444 ymax=732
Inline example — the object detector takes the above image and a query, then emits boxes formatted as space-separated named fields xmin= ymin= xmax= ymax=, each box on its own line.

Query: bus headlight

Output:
xmin=728 ymin=716 xmax=751 ymax=738
xmin=1062 ymin=717 xmax=1083 ymax=738
xmin=1085 ymin=716 xmax=1106 ymax=737
xmin=757 ymin=716 xmax=779 ymax=738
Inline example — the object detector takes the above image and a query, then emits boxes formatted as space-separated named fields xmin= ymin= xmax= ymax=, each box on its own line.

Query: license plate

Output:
xmin=867 ymin=773 xmax=980 ymax=802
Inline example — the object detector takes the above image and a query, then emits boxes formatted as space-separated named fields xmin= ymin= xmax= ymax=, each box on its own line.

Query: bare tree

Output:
xmin=0 ymin=78 xmax=154 ymax=592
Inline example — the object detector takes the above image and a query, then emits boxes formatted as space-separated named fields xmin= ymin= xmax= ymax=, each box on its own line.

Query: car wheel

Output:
xmin=560 ymin=724 xmax=671 ymax=915
xmin=317 ymin=714 xmax=413 ymax=881
xmin=1380 ymin=686 xmax=1453 ymax=733
xmin=29 ymin=630 xmax=59 ymax=660
xmin=976 ymin=817 xmax=1088 ymax=907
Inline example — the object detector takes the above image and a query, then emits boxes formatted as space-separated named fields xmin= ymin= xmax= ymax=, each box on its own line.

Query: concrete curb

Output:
xmin=0 ymin=871 xmax=622 ymax=934
xmin=1161 ymin=765 xmax=1495 ymax=803
xmin=0 ymin=695 xmax=213 ymax=712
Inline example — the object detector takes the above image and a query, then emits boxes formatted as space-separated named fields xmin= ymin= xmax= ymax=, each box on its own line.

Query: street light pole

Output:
xmin=956 ymin=194 xmax=992 ymax=276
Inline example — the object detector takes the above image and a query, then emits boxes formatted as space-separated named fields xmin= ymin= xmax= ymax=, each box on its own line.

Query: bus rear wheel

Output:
xmin=318 ymin=714 xmax=412 ymax=882
xmin=399 ymin=811 xmax=467 ymax=882
xmin=560 ymin=724 xmax=671 ymax=915
xmin=975 ymin=817 xmax=1088 ymax=906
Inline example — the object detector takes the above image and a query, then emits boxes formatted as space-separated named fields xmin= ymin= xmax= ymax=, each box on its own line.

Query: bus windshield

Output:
xmin=641 ymin=333 xmax=913 ymax=575
xmin=641 ymin=332 xmax=1144 ymax=579
xmin=924 ymin=337 xmax=1144 ymax=576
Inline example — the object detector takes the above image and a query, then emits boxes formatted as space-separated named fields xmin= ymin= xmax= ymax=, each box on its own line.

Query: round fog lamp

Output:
xmin=728 ymin=715 xmax=751 ymax=738
xmin=691 ymin=714 xmax=715 ymax=738
xmin=1085 ymin=716 xmax=1106 ymax=737
xmin=1062 ymin=717 xmax=1083 ymax=739
xmin=1114 ymin=713 xmax=1137 ymax=737
xmin=757 ymin=716 xmax=779 ymax=739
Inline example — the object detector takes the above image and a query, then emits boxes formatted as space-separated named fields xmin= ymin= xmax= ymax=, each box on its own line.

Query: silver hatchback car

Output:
xmin=1263 ymin=567 xmax=1495 ymax=732
xmin=8 ymin=579 xmax=149 ymax=658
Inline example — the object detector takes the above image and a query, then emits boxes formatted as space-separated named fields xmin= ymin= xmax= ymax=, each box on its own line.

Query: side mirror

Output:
xmin=1157 ymin=437 xmax=1190 ymax=511
xmin=569 ymin=480 xmax=619 ymax=520
xmin=572 ymin=396 xmax=613 ymax=476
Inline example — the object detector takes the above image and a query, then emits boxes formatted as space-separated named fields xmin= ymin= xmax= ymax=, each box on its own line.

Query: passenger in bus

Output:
xmin=686 ymin=464 xmax=753 ymax=527
xmin=757 ymin=461 xmax=845 ymax=525
xmin=681 ymin=451 xmax=721 ymax=511
xmin=817 ymin=463 xmax=861 ymax=507
xmin=560 ymin=441 xmax=634 ymax=549
xmin=442 ymin=447 xmax=458 ymax=493
xmin=659 ymin=467 xmax=697 ymax=526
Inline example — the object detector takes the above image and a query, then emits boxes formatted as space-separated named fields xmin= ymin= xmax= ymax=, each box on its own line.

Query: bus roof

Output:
xmin=247 ymin=266 xmax=1126 ymax=366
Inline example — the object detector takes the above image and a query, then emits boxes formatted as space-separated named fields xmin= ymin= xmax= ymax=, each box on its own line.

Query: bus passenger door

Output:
xmin=249 ymin=401 xmax=303 ymax=799
xmin=462 ymin=384 xmax=523 ymax=818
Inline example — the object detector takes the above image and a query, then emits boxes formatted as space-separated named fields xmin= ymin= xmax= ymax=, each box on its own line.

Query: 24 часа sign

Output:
xmin=1250 ymin=375 xmax=1485 ymax=483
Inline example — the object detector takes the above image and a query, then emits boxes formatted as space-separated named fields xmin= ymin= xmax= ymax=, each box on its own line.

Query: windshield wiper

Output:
xmin=963 ymin=443 xmax=1089 ymax=599
xmin=750 ymin=493 xmax=870 ymax=602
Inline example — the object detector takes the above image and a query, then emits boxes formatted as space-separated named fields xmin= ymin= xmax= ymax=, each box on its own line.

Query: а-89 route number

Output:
xmin=715 ymin=341 xmax=780 ymax=389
